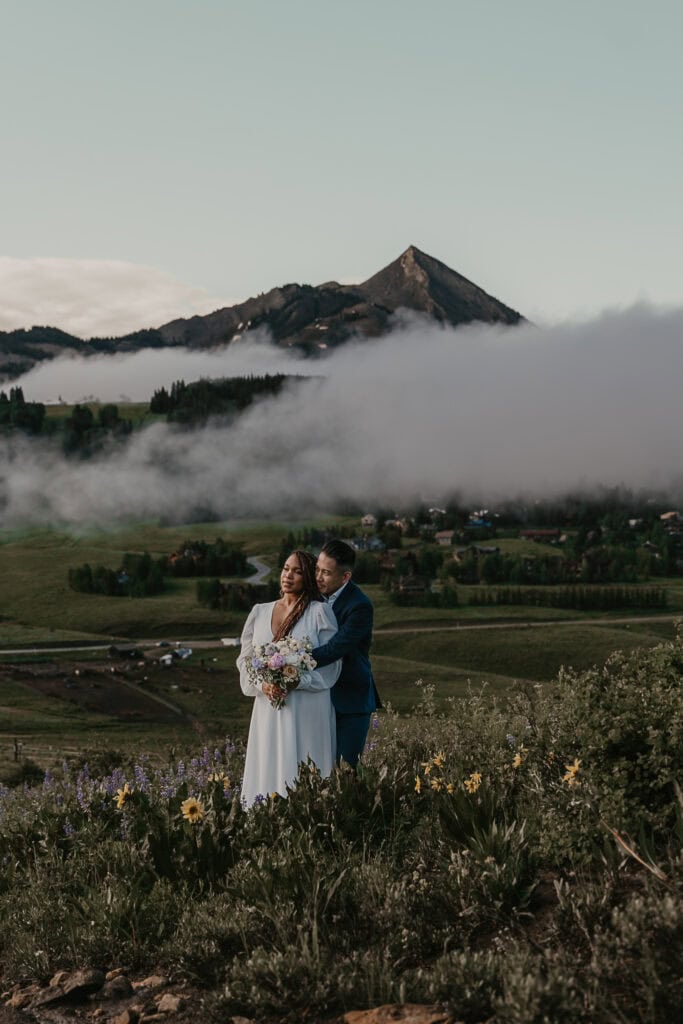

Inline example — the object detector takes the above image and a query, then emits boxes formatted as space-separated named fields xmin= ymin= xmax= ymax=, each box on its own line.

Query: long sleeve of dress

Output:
xmin=236 ymin=605 xmax=261 ymax=697
xmin=297 ymin=602 xmax=342 ymax=692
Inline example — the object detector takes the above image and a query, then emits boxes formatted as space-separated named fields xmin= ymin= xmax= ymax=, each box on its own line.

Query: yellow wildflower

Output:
xmin=270 ymin=792 xmax=279 ymax=800
xmin=446 ymin=783 xmax=454 ymax=794
xmin=207 ymin=770 xmax=226 ymax=783
xmin=181 ymin=797 xmax=205 ymax=823
xmin=415 ymin=775 xmax=422 ymax=794
xmin=430 ymin=778 xmax=443 ymax=791
xmin=464 ymin=772 xmax=482 ymax=793
xmin=114 ymin=783 xmax=132 ymax=810
xmin=421 ymin=761 xmax=432 ymax=775
xmin=432 ymin=752 xmax=446 ymax=768
xmin=511 ymin=753 xmax=523 ymax=769
xmin=562 ymin=758 xmax=581 ymax=786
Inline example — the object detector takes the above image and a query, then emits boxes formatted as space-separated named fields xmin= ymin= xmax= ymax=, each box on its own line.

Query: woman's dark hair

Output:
xmin=274 ymin=550 xmax=321 ymax=640
xmin=320 ymin=538 xmax=356 ymax=572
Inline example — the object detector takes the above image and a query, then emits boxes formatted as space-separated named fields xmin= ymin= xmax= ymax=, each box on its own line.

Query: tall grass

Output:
xmin=1 ymin=630 xmax=681 ymax=1022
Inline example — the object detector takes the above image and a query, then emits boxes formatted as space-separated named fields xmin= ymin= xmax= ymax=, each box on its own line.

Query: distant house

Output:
xmin=520 ymin=529 xmax=561 ymax=543
xmin=453 ymin=544 xmax=500 ymax=563
xmin=468 ymin=509 xmax=493 ymax=529
xmin=352 ymin=535 xmax=385 ymax=552
xmin=384 ymin=517 xmax=410 ymax=534
xmin=660 ymin=511 xmax=683 ymax=534
xmin=361 ymin=514 xmax=377 ymax=528
xmin=435 ymin=530 xmax=455 ymax=546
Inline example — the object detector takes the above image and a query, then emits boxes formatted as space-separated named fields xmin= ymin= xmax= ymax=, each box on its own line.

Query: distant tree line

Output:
xmin=276 ymin=526 xmax=358 ymax=569
xmin=196 ymin=579 xmax=279 ymax=611
xmin=68 ymin=552 xmax=165 ymax=597
xmin=390 ymin=584 xmax=667 ymax=611
xmin=61 ymin=403 xmax=133 ymax=456
xmin=468 ymin=585 xmax=668 ymax=610
xmin=166 ymin=539 xmax=250 ymax=577
xmin=0 ymin=387 xmax=46 ymax=434
xmin=0 ymin=388 xmax=133 ymax=455
xmin=150 ymin=375 xmax=296 ymax=425
xmin=69 ymin=539 xmax=249 ymax=598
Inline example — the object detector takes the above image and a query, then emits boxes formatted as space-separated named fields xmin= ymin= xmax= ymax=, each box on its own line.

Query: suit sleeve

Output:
xmin=311 ymin=599 xmax=373 ymax=668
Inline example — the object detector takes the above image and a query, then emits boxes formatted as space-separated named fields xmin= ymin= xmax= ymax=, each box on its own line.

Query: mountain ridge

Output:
xmin=0 ymin=246 xmax=523 ymax=383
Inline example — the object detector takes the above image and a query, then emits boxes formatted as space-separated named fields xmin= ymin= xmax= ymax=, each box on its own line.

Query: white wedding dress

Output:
xmin=237 ymin=600 xmax=340 ymax=807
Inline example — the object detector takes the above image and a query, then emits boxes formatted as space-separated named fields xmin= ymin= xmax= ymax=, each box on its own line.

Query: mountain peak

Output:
xmin=360 ymin=246 xmax=522 ymax=327
xmin=0 ymin=247 xmax=524 ymax=383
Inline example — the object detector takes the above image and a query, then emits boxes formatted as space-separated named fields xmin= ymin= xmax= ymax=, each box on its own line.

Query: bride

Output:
xmin=237 ymin=549 xmax=340 ymax=806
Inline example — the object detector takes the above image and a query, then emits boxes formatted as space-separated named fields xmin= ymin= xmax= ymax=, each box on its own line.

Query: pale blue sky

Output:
xmin=2 ymin=0 xmax=682 ymax=333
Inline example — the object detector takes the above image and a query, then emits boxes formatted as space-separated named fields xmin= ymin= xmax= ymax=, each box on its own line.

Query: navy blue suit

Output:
xmin=311 ymin=580 xmax=380 ymax=766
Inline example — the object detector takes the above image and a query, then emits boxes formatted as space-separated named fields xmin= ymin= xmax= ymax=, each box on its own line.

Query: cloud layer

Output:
xmin=0 ymin=257 xmax=234 ymax=338
xmin=2 ymin=304 xmax=682 ymax=529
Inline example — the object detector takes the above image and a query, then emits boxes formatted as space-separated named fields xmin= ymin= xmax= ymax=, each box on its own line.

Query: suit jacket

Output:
xmin=311 ymin=580 xmax=380 ymax=714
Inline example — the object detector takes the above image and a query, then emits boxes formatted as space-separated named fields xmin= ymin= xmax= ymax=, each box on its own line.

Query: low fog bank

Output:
xmin=11 ymin=331 xmax=309 ymax=404
xmin=2 ymin=304 xmax=683 ymax=528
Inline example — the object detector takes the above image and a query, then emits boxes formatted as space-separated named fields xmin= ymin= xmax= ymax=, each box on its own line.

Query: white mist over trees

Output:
xmin=2 ymin=304 xmax=682 ymax=529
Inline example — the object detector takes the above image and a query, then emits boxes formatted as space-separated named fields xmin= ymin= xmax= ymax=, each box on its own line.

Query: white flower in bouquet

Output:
xmin=247 ymin=635 xmax=316 ymax=709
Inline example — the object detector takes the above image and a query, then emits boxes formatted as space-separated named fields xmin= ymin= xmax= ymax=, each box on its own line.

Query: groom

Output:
xmin=311 ymin=539 xmax=380 ymax=767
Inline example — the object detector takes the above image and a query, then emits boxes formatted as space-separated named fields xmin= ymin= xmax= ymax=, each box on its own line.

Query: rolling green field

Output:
xmin=1 ymin=518 xmax=681 ymax=772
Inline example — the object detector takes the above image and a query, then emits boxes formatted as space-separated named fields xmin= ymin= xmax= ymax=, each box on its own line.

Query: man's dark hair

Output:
xmin=320 ymin=539 xmax=356 ymax=572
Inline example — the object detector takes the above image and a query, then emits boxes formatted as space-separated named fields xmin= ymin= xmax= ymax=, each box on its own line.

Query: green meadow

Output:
xmin=1 ymin=517 xmax=681 ymax=770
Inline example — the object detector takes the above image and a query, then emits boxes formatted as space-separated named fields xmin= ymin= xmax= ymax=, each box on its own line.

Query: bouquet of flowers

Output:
xmin=248 ymin=635 xmax=317 ymax=709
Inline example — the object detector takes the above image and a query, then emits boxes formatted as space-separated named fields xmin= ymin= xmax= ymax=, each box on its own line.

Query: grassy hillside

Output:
xmin=1 ymin=519 xmax=681 ymax=767
xmin=0 ymin=634 xmax=680 ymax=1021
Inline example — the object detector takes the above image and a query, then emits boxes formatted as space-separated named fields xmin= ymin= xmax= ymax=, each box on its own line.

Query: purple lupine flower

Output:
xmin=176 ymin=760 xmax=186 ymax=781
xmin=134 ymin=763 xmax=150 ymax=793
xmin=76 ymin=774 xmax=90 ymax=813
xmin=63 ymin=820 xmax=75 ymax=837
xmin=42 ymin=769 xmax=54 ymax=791
xmin=102 ymin=766 xmax=127 ymax=797
xmin=371 ymin=715 xmax=379 ymax=730
xmin=506 ymin=734 xmax=516 ymax=747
xmin=224 ymin=738 xmax=236 ymax=755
